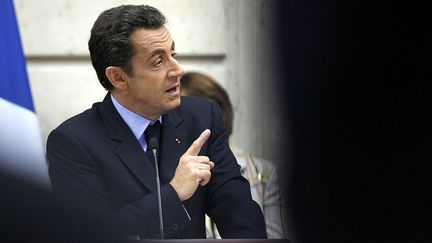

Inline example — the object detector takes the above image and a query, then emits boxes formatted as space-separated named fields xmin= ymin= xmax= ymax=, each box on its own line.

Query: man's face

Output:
xmin=122 ymin=26 xmax=184 ymax=120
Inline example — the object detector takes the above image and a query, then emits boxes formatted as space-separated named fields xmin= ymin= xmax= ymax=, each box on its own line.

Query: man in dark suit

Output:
xmin=47 ymin=4 xmax=266 ymax=239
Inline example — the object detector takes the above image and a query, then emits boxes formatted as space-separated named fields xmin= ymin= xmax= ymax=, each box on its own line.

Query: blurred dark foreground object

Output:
xmin=275 ymin=0 xmax=431 ymax=242
xmin=0 ymin=168 xmax=123 ymax=242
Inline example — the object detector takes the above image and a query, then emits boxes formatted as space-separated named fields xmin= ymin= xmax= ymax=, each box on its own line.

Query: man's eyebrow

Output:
xmin=147 ymin=41 xmax=176 ymax=60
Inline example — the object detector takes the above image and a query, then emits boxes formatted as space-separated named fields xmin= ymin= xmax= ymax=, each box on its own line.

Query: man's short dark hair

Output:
xmin=88 ymin=5 xmax=166 ymax=90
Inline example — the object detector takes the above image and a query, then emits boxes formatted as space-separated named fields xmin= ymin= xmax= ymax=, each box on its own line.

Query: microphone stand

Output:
xmin=149 ymin=138 xmax=164 ymax=239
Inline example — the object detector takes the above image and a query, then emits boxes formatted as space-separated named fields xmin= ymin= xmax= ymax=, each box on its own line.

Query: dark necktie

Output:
xmin=145 ymin=121 xmax=161 ymax=167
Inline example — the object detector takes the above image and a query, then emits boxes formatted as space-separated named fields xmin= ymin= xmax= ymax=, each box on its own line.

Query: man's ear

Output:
xmin=105 ymin=66 xmax=127 ymax=89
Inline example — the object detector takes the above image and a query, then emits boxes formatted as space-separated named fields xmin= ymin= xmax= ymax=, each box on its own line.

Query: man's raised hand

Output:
xmin=169 ymin=129 xmax=215 ymax=201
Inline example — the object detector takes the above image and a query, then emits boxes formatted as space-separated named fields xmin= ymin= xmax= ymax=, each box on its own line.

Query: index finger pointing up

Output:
xmin=185 ymin=129 xmax=211 ymax=156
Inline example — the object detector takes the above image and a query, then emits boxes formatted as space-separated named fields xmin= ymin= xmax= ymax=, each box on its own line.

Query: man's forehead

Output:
xmin=131 ymin=26 xmax=174 ymax=52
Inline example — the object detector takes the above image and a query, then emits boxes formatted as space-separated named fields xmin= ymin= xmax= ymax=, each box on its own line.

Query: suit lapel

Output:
xmin=160 ymin=109 xmax=186 ymax=184
xmin=99 ymin=94 xmax=156 ymax=192
xmin=116 ymin=137 xmax=157 ymax=192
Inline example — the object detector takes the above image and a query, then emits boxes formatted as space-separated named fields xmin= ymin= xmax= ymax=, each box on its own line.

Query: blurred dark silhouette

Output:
xmin=0 ymin=167 xmax=123 ymax=242
xmin=275 ymin=1 xmax=431 ymax=242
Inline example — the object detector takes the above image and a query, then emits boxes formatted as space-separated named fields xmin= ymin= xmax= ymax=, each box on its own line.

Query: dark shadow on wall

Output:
xmin=274 ymin=1 xmax=431 ymax=242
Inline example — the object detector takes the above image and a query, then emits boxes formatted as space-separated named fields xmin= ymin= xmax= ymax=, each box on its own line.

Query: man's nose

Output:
xmin=168 ymin=58 xmax=184 ymax=80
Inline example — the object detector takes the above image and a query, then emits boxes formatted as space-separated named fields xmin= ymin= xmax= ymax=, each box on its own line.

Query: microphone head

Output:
xmin=148 ymin=137 xmax=159 ymax=150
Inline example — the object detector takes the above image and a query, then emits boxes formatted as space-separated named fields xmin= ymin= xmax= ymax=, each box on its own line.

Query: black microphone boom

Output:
xmin=148 ymin=137 xmax=164 ymax=239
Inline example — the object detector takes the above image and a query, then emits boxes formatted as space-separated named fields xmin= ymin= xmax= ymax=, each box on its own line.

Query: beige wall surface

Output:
xmin=15 ymin=0 xmax=285 ymax=163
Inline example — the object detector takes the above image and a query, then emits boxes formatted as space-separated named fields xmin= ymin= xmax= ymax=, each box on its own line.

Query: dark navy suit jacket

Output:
xmin=47 ymin=94 xmax=266 ymax=239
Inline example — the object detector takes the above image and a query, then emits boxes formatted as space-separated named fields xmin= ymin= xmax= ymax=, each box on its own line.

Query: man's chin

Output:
xmin=164 ymin=98 xmax=181 ymax=112
xmin=173 ymin=98 xmax=181 ymax=109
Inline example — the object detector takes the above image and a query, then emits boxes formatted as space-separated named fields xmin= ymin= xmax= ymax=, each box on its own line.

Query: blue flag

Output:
xmin=0 ymin=0 xmax=50 ymax=187
xmin=0 ymin=0 xmax=34 ymax=111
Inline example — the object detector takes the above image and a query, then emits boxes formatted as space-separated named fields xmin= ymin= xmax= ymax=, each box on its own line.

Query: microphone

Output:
xmin=148 ymin=137 xmax=164 ymax=239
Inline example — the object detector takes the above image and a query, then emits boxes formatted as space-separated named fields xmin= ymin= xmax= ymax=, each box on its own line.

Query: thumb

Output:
xmin=185 ymin=129 xmax=211 ymax=156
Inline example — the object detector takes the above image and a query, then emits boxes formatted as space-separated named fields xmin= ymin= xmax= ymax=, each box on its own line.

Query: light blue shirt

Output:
xmin=110 ymin=94 xmax=161 ymax=153
xmin=110 ymin=94 xmax=191 ymax=220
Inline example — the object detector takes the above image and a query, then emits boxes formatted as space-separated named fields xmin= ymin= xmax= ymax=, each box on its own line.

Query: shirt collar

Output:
xmin=110 ymin=94 xmax=162 ymax=140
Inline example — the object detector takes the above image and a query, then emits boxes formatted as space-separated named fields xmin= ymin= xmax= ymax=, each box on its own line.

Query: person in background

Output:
xmin=47 ymin=5 xmax=266 ymax=239
xmin=181 ymin=71 xmax=288 ymax=239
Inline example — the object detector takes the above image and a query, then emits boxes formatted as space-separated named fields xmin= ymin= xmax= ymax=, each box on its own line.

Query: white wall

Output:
xmin=15 ymin=0 xmax=284 ymax=163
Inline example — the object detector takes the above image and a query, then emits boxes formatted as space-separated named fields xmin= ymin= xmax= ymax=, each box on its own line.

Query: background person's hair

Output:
xmin=180 ymin=72 xmax=234 ymax=138
xmin=88 ymin=5 xmax=166 ymax=90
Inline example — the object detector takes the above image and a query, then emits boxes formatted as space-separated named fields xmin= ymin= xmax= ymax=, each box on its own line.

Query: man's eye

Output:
xmin=154 ymin=59 xmax=162 ymax=67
